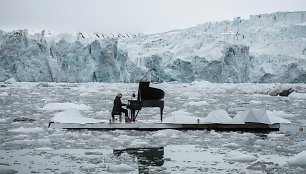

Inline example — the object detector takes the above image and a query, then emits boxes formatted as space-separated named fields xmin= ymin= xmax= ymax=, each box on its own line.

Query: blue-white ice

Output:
xmin=1 ymin=11 xmax=306 ymax=83
xmin=1 ymin=82 xmax=306 ymax=173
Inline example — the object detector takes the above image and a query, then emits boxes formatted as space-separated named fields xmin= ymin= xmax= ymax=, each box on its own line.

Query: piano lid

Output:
xmin=138 ymin=82 xmax=165 ymax=100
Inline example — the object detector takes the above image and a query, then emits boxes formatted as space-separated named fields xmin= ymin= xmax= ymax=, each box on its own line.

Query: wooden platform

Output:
xmin=48 ymin=121 xmax=280 ymax=132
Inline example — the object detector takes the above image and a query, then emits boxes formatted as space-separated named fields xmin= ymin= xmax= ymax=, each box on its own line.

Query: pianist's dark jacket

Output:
xmin=112 ymin=96 xmax=125 ymax=114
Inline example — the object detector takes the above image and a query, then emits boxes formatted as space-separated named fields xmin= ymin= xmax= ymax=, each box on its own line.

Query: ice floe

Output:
xmin=8 ymin=139 xmax=51 ymax=146
xmin=51 ymin=110 xmax=104 ymax=124
xmin=34 ymin=147 xmax=54 ymax=151
xmin=107 ymin=164 xmax=136 ymax=173
xmin=287 ymin=151 xmax=306 ymax=167
xmin=41 ymin=102 xmax=92 ymax=111
xmin=185 ymin=100 xmax=209 ymax=106
xmin=289 ymin=92 xmax=306 ymax=100
xmin=163 ymin=110 xmax=200 ymax=123
xmin=267 ymin=133 xmax=286 ymax=139
xmin=8 ymin=127 xmax=44 ymax=133
xmin=0 ymin=92 xmax=9 ymax=96
xmin=224 ymin=151 xmax=257 ymax=162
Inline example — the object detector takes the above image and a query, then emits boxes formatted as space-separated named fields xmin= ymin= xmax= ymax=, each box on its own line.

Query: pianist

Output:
xmin=111 ymin=93 xmax=128 ymax=121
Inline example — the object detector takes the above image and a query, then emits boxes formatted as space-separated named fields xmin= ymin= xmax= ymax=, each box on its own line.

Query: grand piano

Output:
xmin=127 ymin=82 xmax=165 ymax=122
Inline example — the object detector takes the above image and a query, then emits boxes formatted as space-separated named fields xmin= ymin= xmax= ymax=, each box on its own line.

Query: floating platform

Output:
xmin=48 ymin=121 xmax=280 ymax=132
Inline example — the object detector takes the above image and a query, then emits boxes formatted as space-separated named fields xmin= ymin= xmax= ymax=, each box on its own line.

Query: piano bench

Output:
xmin=111 ymin=112 xmax=122 ymax=123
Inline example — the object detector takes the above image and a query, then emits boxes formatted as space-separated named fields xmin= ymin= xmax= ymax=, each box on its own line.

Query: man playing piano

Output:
xmin=111 ymin=93 xmax=128 ymax=122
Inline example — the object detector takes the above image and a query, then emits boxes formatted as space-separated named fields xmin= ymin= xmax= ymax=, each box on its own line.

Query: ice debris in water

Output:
xmin=41 ymin=102 xmax=92 ymax=111
xmin=107 ymin=164 xmax=136 ymax=173
xmin=51 ymin=110 xmax=103 ymax=124
xmin=287 ymin=151 xmax=306 ymax=167
xmin=223 ymin=151 xmax=257 ymax=162
xmin=8 ymin=127 xmax=44 ymax=133
xmin=0 ymin=92 xmax=9 ymax=96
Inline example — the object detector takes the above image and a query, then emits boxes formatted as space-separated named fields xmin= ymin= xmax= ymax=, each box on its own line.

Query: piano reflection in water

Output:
xmin=126 ymin=82 xmax=165 ymax=122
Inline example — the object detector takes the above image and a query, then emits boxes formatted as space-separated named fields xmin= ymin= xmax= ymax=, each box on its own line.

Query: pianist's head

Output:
xmin=117 ymin=93 xmax=123 ymax=98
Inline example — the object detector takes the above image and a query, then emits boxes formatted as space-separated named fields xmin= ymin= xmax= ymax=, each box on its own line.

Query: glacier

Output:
xmin=1 ymin=11 xmax=306 ymax=83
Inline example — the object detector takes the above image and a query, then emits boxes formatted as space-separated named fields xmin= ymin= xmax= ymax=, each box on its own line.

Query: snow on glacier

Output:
xmin=1 ymin=11 xmax=306 ymax=83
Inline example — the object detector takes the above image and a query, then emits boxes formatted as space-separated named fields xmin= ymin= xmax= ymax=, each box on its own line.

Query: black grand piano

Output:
xmin=127 ymin=82 xmax=165 ymax=122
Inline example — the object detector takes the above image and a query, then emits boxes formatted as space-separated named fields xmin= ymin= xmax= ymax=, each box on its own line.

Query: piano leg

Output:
xmin=160 ymin=107 xmax=164 ymax=122
xmin=130 ymin=109 xmax=135 ymax=122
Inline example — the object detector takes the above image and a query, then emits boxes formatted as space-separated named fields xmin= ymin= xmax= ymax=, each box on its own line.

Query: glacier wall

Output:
xmin=1 ymin=11 xmax=306 ymax=83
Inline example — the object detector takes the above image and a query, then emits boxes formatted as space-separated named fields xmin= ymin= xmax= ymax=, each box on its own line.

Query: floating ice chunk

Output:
xmin=41 ymin=102 xmax=92 ymax=111
xmin=4 ymin=78 xmax=16 ymax=84
xmin=210 ymin=130 xmax=222 ymax=138
xmin=267 ymin=133 xmax=285 ymax=139
xmin=51 ymin=110 xmax=103 ymax=124
xmin=203 ymin=109 xmax=232 ymax=123
xmin=254 ymin=139 xmax=266 ymax=146
xmin=107 ymin=164 xmax=136 ymax=173
xmin=222 ymin=142 xmax=240 ymax=148
xmin=224 ymin=151 xmax=257 ymax=162
xmin=34 ymin=147 xmax=54 ymax=151
xmin=9 ymin=139 xmax=51 ymax=146
xmin=170 ymin=110 xmax=192 ymax=117
xmin=289 ymin=92 xmax=306 ymax=100
xmin=51 ymin=110 xmax=106 ymax=124
xmin=185 ymin=101 xmax=209 ymax=106
xmin=152 ymin=129 xmax=181 ymax=138
xmin=0 ymin=92 xmax=9 ymax=96
xmin=249 ymin=100 xmax=262 ymax=104
xmin=8 ymin=127 xmax=44 ymax=133
xmin=130 ymin=140 xmax=149 ymax=147
xmin=267 ymin=110 xmax=294 ymax=118
xmin=164 ymin=115 xmax=200 ymax=124
xmin=240 ymin=169 xmax=266 ymax=174
xmin=287 ymin=151 xmax=306 ymax=167
xmin=164 ymin=110 xmax=200 ymax=123
xmin=0 ymin=118 xmax=6 ymax=123
xmin=289 ymin=141 xmax=306 ymax=149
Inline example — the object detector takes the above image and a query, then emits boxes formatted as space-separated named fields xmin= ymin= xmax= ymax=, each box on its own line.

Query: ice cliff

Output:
xmin=1 ymin=11 xmax=306 ymax=83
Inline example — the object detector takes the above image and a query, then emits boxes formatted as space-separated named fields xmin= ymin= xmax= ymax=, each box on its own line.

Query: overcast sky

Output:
xmin=1 ymin=0 xmax=306 ymax=34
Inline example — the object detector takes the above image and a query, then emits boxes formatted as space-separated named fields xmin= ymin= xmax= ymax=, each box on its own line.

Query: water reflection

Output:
xmin=114 ymin=147 xmax=164 ymax=173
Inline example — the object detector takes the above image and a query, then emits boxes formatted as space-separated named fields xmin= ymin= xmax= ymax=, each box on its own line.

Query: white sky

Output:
xmin=0 ymin=0 xmax=306 ymax=34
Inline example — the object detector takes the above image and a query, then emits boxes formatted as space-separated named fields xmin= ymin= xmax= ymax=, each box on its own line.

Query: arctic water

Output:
xmin=0 ymin=82 xmax=306 ymax=174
